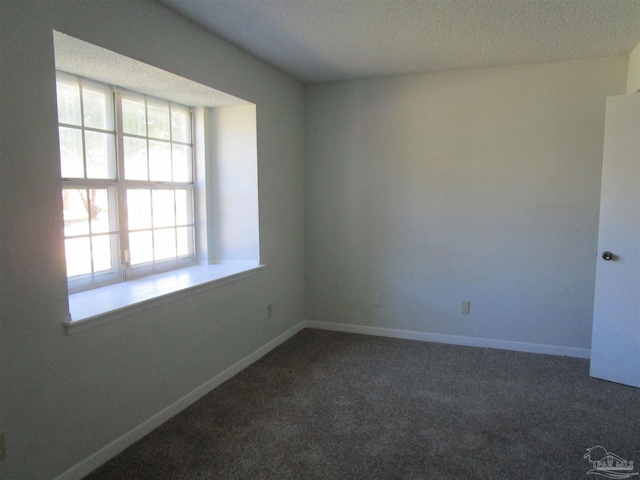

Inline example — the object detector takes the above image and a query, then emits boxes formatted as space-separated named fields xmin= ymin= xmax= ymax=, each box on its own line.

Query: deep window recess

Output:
xmin=57 ymin=72 xmax=196 ymax=292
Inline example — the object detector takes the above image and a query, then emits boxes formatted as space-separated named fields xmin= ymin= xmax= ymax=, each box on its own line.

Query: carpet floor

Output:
xmin=84 ymin=328 xmax=640 ymax=479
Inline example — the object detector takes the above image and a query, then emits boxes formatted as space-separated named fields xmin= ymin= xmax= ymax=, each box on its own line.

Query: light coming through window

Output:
xmin=57 ymin=72 xmax=196 ymax=292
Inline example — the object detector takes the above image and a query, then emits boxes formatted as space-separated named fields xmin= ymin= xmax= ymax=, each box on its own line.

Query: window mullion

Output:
xmin=169 ymin=103 xmax=175 ymax=184
xmin=85 ymin=186 xmax=97 ymax=284
xmin=77 ymin=79 xmax=98 ymax=283
xmin=144 ymin=96 xmax=156 ymax=270
xmin=114 ymin=88 xmax=130 ymax=279
xmin=123 ymin=180 xmax=194 ymax=189
xmin=78 ymin=77 xmax=88 ymax=181
xmin=62 ymin=179 xmax=117 ymax=187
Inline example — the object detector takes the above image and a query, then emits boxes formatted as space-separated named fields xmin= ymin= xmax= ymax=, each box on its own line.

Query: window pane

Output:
xmin=149 ymin=140 xmax=172 ymax=182
xmin=172 ymin=144 xmax=192 ymax=182
xmin=122 ymin=96 xmax=146 ymax=136
xmin=56 ymin=76 xmax=81 ymax=126
xmin=59 ymin=75 xmax=198 ymax=289
xmin=129 ymin=230 xmax=152 ymax=265
xmin=152 ymin=189 xmax=175 ymax=228
xmin=127 ymin=189 xmax=152 ymax=230
xmin=65 ymin=237 xmax=91 ymax=277
xmin=92 ymin=235 xmax=113 ymax=272
xmin=123 ymin=136 xmax=148 ymax=180
xmin=147 ymin=101 xmax=170 ymax=140
xmin=85 ymin=131 xmax=116 ymax=179
xmin=154 ymin=228 xmax=176 ymax=261
xmin=59 ymin=127 xmax=84 ymax=178
xmin=89 ymin=189 xmax=111 ymax=234
xmin=63 ymin=188 xmax=90 ymax=236
xmin=175 ymin=189 xmax=189 ymax=226
xmin=176 ymin=226 xmax=190 ymax=257
xmin=82 ymin=85 xmax=113 ymax=130
xmin=171 ymin=108 xmax=190 ymax=143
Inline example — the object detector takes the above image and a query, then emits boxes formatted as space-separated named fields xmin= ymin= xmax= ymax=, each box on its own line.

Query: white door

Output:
xmin=590 ymin=93 xmax=640 ymax=388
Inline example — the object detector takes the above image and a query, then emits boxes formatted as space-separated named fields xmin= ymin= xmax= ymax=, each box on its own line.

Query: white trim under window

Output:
xmin=64 ymin=262 xmax=265 ymax=334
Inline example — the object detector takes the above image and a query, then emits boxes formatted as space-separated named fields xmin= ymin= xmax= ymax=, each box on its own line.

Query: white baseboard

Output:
xmin=55 ymin=319 xmax=589 ymax=480
xmin=302 ymin=320 xmax=591 ymax=359
xmin=54 ymin=321 xmax=305 ymax=480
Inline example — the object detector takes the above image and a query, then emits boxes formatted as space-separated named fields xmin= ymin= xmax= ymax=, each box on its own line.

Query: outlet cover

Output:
xmin=373 ymin=294 xmax=382 ymax=307
xmin=461 ymin=301 xmax=471 ymax=314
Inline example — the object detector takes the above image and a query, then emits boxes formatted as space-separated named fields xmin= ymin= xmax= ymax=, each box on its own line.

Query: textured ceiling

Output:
xmin=53 ymin=31 xmax=249 ymax=107
xmin=156 ymin=0 xmax=640 ymax=83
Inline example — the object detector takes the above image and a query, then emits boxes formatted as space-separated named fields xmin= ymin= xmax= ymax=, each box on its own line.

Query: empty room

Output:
xmin=1 ymin=1 xmax=639 ymax=479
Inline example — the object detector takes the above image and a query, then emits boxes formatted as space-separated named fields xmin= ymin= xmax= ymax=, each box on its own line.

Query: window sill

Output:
xmin=65 ymin=262 xmax=265 ymax=335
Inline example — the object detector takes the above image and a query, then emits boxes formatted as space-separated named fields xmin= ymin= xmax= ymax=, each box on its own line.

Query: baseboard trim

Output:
xmin=303 ymin=320 xmax=591 ymax=359
xmin=55 ymin=319 xmax=589 ymax=479
xmin=54 ymin=321 xmax=306 ymax=480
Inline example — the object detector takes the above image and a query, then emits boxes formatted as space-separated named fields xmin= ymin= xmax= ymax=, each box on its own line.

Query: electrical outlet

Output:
xmin=461 ymin=301 xmax=471 ymax=314
xmin=267 ymin=304 xmax=273 ymax=319
xmin=0 ymin=432 xmax=6 ymax=461
xmin=373 ymin=293 xmax=382 ymax=307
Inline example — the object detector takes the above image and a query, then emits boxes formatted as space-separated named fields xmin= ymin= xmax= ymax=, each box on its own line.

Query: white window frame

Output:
xmin=58 ymin=72 xmax=198 ymax=293
xmin=58 ymin=72 xmax=122 ymax=291
xmin=115 ymin=88 xmax=197 ymax=280
xmin=54 ymin=31 xmax=262 ymax=334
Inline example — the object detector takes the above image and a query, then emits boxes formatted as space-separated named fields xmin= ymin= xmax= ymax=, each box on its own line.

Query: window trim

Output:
xmin=65 ymin=262 xmax=265 ymax=335
xmin=58 ymin=72 xmax=199 ymax=292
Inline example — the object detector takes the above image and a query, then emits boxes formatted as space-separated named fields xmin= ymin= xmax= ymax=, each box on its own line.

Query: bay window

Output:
xmin=54 ymin=31 xmax=261 ymax=330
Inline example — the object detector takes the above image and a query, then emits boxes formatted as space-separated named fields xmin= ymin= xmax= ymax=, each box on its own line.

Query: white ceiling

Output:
xmin=54 ymin=32 xmax=250 ymax=107
xmin=156 ymin=0 xmax=640 ymax=83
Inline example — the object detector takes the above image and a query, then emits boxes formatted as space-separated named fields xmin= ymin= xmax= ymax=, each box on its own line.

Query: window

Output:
xmin=54 ymin=32 xmax=261 ymax=328
xmin=57 ymin=72 xmax=196 ymax=292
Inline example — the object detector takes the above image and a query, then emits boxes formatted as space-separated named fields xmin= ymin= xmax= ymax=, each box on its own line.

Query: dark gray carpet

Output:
xmin=84 ymin=329 xmax=640 ymax=479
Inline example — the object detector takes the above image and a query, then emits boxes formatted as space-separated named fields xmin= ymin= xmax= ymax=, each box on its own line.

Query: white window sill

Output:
xmin=65 ymin=262 xmax=265 ymax=335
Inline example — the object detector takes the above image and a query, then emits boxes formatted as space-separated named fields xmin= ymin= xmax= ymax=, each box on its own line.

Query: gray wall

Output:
xmin=628 ymin=41 xmax=640 ymax=93
xmin=305 ymin=56 xmax=627 ymax=349
xmin=0 ymin=1 xmax=304 ymax=478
